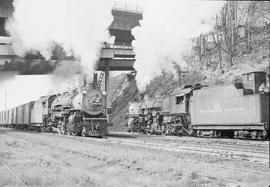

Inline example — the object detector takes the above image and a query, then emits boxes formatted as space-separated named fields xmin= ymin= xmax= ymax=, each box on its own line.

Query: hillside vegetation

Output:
xmin=109 ymin=73 xmax=138 ymax=131
xmin=145 ymin=1 xmax=270 ymax=97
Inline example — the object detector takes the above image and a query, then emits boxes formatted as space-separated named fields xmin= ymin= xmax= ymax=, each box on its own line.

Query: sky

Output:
xmin=0 ymin=0 xmax=225 ymax=111
xmin=0 ymin=73 xmax=81 ymax=110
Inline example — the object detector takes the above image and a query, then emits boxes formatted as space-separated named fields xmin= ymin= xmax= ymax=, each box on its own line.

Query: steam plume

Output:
xmin=0 ymin=0 xmax=113 ymax=111
xmin=6 ymin=0 xmax=113 ymax=72
xmin=131 ymin=0 xmax=225 ymax=89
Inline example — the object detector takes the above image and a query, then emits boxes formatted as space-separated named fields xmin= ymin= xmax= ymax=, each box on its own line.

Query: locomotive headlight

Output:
xmin=102 ymin=91 xmax=107 ymax=96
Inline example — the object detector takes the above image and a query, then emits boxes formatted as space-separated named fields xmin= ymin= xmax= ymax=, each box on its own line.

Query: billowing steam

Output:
xmin=0 ymin=0 xmax=226 ymax=110
xmin=132 ymin=0 xmax=225 ymax=89
xmin=0 ymin=0 xmax=114 ymax=111
xmin=6 ymin=0 xmax=113 ymax=72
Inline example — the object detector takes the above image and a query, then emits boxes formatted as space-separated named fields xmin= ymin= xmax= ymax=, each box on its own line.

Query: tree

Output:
xmin=220 ymin=1 xmax=238 ymax=67
xmin=170 ymin=60 xmax=188 ymax=87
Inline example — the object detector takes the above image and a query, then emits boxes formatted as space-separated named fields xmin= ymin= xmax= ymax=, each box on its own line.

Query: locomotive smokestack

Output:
xmin=139 ymin=92 xmax=145 ymax=101
xmin=93 ymin=72 xmax=98 ymax=89
xmin=83 ymin=74 xmax=87 ymax=86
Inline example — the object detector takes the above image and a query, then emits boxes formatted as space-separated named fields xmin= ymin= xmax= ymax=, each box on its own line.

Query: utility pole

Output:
xmin=5 ymin=90 xmax=7 ymax=112
xmin=268 ymin=23 xmax=270 ymax=63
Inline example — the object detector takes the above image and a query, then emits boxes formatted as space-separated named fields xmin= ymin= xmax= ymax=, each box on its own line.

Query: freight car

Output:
xmin=126 ymin=71 xmax=269 ymax=139
xmin=0 ymin=75 xmax=109 ymax=137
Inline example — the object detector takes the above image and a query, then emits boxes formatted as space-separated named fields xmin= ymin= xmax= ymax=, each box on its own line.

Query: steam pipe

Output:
xmin=93 ymin=72 xmax=97 ymax=89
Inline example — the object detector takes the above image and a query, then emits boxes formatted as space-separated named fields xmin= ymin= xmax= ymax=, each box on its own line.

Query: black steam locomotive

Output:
xmin=0 ymin=74 xmax=109 ymax=137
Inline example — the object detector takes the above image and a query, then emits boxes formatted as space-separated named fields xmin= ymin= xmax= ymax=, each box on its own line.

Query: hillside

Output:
xmin=108 ymin=73 xmax=138 ymax=131
xmin=144 ymin=1 xmax=270 ymax=97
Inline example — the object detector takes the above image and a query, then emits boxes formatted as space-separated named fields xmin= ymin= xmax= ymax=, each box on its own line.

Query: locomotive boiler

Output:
xmin=48 ymin=81 xmax=108 ymax=137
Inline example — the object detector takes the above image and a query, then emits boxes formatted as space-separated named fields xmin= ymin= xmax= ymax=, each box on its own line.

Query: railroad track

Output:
xmin=2 ymin=128 xmax=269 ymax=187
xmin=155 ymin=138 xmax=269 ymax=154
xmin=35 ymin=132 xmax=267 ymax=177
xmin=3 ymin=128 xmax=269 ymax=164
xmin=102 ymin=138 xmax=269 ymax=164
xmin=45 ymin=130 xmax=269 ymax=165
xmin=122 ymin=133 xmax=269 ymax=152
xmin=109 ymin=132 xmax=269 ymax=153
xmin=135 ymin=133 xmax=269 ymax=147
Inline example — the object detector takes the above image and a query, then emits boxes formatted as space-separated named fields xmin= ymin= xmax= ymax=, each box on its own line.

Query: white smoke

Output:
xmin=0 ymin=0 xmax=114 ymax=111
xmin=6 ymin=0 xmax=113 ymax=72
xmin=0 ymin=74 xmax=76 ymax=111
xmin=131 ymin=0 xmax=225 ymax=90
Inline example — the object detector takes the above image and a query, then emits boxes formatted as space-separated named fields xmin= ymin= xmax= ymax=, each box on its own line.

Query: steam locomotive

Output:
xmin=126 ymin=71 xmax=269 ymax=139
xmin=0 ymin=74 xmax=109 ymax=137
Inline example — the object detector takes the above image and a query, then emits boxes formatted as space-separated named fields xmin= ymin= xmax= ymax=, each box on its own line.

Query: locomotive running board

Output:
xmin=191 ymin=124 xmax=266 ymax=130
xmin=83 ymin=118 xmax=107 ymax=121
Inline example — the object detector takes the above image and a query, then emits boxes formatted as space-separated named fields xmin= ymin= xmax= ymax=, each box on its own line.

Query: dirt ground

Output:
xmin=0 ymin=128 xmax=269 ymax=187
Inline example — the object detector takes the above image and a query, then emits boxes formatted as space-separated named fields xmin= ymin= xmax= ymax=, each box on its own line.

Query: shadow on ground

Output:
xmin=107 ymin=132 xmax=138 ymax=139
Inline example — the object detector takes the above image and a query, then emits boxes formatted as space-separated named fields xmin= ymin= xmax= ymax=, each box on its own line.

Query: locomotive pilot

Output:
xmin=151 ymin=115 xmax=158 ymax=134
xmin=151 ymin=113 xmax=164 ymax=134
xmin=156 ymin=113 xmax=165 ymax=133
xmin=127 ymin=117 xmax=135 ymax=133
xmin=145 ymin=113 xmax=153 ymax=133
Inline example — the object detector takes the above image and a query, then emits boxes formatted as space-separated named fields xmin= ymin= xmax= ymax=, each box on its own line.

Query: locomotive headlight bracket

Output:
xmin=107 ymin=107 xmax=112 ymax=114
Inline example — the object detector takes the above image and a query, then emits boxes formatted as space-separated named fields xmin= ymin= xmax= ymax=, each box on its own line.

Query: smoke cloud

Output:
xmin=6 ymin=0 xmax=113 ymax=72
xmin=131 ymin=0 xmax=225 ymax=89
xmin=0 ymin=0 xmax=114 ymax=111
xmin=0 ymin=74 xmax=80 ymax=111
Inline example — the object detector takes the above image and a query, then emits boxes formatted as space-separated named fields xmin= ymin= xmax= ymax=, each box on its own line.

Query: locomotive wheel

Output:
xmin=251 ymin=131 xmax=257 ymax=139
xmin=82 ymin=127 xmax=87 ymax=137
xmin=189 ymin=129 xmax=195 ymax=136
xmin=66 ymin=129 xmax=72 ymax=136
xmin=261 ymin=130 xmax=267 ymax=140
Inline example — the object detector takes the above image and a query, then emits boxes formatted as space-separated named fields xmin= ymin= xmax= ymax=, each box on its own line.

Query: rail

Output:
xmin=83 ymin=118 xmax=107 ymax=121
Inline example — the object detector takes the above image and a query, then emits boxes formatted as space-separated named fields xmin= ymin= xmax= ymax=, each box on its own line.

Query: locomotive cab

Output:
xmin=242 ymin=71 xmax=267 ymax=95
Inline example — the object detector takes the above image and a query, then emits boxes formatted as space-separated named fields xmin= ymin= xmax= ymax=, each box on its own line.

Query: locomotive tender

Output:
xmin=0 ymin=76 xmax=109 ymax=137
xmin=127 ymin=71 xmax=269 ymax=139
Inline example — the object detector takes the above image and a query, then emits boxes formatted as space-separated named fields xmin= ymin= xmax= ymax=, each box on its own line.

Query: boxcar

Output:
xmin=31 ymin=100 xmax=43 ymax=127
xmin=0 ymin=111 xmax=3 ymax=125
xmin=17 ymin=104 xmax=25 ymax=126
xmin=11 ymin=108 xmax=17 ymax=127
xmin=3 ymin=111 xmax=5 ymax=125
xmin=8 ymin=109 xmax=11 ymax=126
xmin=23 ymin=102 xmax=34 ymax=127
xmin=5 ymin=110 xmax=9 ymax=126
xmin=1 ymin=111 xmax=4 ymax=125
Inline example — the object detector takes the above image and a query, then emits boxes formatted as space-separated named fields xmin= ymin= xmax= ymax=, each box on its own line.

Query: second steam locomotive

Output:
xmin=126 ymin=71 xmax=269 ymax=139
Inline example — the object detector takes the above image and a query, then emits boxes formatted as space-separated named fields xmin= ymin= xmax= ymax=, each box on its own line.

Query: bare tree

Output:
xmin=211 ymin=15 xmax=223 ymax=69
xmin=220 ymin=1 xmax=238 ymax=67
